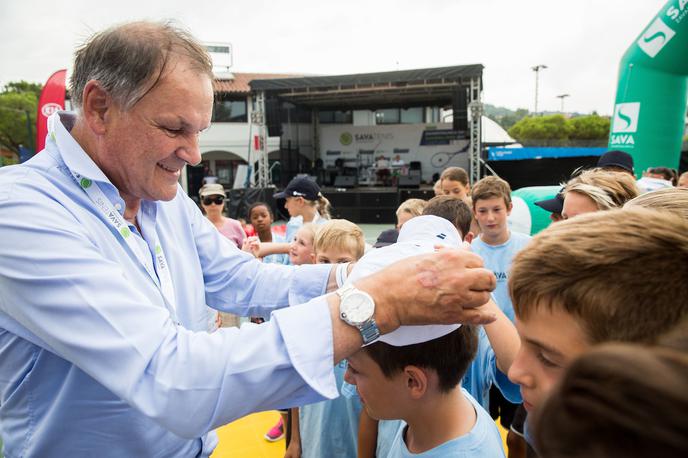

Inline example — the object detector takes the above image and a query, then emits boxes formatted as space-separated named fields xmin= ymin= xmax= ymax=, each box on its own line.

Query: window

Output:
xmin=319 ymin=110 xmax=352 ymax=124
xmin=376 ymin=109 xmax=400 ymax=124
xmin=212 ymin=96 xmax=247 ymax=123
xmin=401 ymin=107 xmax=424 ymax=124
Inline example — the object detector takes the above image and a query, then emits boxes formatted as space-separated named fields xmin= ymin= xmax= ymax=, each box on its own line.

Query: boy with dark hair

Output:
xmin=346 ymin=324 xmax=505 ymax=457
xmin=351 ymin=215 xmax=516 ymax=457
xmin=507 ymin=208 xmax=688 ymax=447
xmin=422 ymin=195 xmax=474 ymax=243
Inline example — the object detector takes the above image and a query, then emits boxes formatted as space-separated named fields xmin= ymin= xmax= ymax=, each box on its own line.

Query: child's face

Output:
xmin=249 ymin=205 xmax=272 ymax=232
xmin=289 ymin=228 xmax=315 ymax=265
xmin=284 ymin=196 xmax=304 ymax=217
xmin=441 ymin=179 xmax=469 ymax=199
xmin=507 ymin=306 xmax=590 ymax=413
xmin=315 ymin=246 xmax=356 ymax=264
xmin=345 ymin=350 xmax=407 ymax=420
xmin=562 ymin=191 xmax=598 ymax=220
xmin=473 ymin=196 xmax=511 ymax=240
xmin=396 ymin=211 xmax=413 ymax=229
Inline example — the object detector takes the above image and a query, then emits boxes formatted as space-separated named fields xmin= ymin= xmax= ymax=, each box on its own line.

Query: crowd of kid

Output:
xmin=198 ymin=149 xmax=688 ymax=458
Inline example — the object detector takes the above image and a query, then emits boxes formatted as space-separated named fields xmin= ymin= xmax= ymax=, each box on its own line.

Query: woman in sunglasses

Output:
xmin=199 ymin=184 xmax=245 ymax=249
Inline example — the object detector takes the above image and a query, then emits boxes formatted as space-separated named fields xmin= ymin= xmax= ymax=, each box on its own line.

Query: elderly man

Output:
xmin=0 ymin=22 xmax=495 ymax=457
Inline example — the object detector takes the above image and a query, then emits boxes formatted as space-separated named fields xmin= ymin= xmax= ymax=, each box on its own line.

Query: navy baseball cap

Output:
xmin=597 ymin=150 xmax=634 ymax=174
xmin=373 ymin=228 xmax=399 ymax=248
xmin=534 ymin=188 xmax=564 ymax=214
xmin=273 ymin=176 xmax=321 ymax=201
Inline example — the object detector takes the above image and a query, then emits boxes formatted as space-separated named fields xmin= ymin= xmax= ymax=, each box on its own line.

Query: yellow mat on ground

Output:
xmin=212 ymin=410 xmax=510 ymax=457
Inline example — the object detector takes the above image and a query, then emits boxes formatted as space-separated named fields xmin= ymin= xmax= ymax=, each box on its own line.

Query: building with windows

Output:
xmin=188 ymin=72 xmax=303 ymax=199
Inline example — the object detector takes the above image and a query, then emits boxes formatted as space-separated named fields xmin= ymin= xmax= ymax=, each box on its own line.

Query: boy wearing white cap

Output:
xmin=345 ymin=216 xmax=506 ymax=457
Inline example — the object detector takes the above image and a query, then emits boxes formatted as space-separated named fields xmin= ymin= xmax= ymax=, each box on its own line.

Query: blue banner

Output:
xmin=488 ymin=147 xmax=607 ymax=161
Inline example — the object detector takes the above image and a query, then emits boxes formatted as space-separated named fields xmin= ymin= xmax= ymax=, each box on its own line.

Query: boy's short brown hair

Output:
xmin=510 ymin=208 xmax=688 ymax=344
xmin=440 ymin=167 xmax=469 ymax=186
xmin=364 ymin=325 xmax=478 ymax=393
xmin=422 ymin=195 xmax=472 ymax=240
xmin=313 ymin=219 xmax=366 ymax=260
xmin=470 ymin=176 xmax=512 ymax=208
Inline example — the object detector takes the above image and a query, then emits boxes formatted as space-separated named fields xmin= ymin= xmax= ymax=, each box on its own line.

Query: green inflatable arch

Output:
xmin=609 ymin=0 xmax=688 ymax=174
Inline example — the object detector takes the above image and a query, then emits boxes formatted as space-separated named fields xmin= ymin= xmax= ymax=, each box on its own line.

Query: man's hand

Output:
xmin=354 ymin=248 xmax=496 ymax=334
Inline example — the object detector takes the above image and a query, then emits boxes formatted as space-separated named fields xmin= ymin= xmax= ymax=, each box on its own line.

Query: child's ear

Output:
xmin=463 ymin=232 xmax=475 ymax=244
xmin=404 ymin=366 xmax=428 ymax=399
xmin=506 ymin=201 xmax=513 ymax=216
xmin=309 ymin=252 xmax=316 ymax=263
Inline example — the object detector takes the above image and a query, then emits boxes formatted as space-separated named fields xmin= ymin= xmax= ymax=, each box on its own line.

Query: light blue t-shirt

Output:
xmin=375 ymin=328 xmax=520 ymax=458
xmin=462 ymin=327 xmax=521 ymax=411
xmin=385 ymin=390 xmax=505 ymax=458
xmin=263 ymin=231 xmax=290 ymax=265
xmin=300 ymin=360 xmax=363 ymax=458
xmin=471 ymin=231 xmax=532 ymax=322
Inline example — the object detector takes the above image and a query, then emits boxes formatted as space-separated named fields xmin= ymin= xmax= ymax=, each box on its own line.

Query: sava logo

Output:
xmin=610 ymin=134 xmax=635 ymax=146
xmin=612 ymin=103 xmax=640 ymax=134
xmin=637 ymin=18 xmax=676 ymax=58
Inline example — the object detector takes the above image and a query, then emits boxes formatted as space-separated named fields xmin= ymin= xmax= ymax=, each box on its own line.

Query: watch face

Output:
xmin=342 ymin=291 xmax=375 ymax=325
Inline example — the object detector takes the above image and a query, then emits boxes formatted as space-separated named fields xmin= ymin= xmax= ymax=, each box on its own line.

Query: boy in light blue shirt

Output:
xmin=345 ymin=215 xmax=506 ymax=458
xmin=470 ymin=176 xmax=531 ymax=323
xmin=344 ymin=315 xmax=504 ymax=458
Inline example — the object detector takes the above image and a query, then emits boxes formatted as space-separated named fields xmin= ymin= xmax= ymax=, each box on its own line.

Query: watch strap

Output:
xmin=358 ymin=318 xmax=381 ymax=345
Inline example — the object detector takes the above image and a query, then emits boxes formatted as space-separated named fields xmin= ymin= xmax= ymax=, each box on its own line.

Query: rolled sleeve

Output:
xmin=272 ymin=295 xmax=338 ymax=400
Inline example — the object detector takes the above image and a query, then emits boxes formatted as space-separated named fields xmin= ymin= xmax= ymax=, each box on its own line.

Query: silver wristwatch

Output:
xmin=336 ymin=284 xmax=380 ymax=344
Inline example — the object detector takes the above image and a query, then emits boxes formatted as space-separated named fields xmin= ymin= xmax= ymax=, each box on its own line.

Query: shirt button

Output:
xmin=114 ymin=203 xmax=122 ymax=211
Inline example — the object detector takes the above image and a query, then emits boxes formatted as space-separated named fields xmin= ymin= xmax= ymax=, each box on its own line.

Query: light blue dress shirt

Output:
xmin=0 ymin=112 xmax=337 ymax=457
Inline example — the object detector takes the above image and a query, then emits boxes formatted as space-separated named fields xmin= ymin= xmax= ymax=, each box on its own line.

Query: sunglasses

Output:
xmin=202 ymin=196 xmax=224 ymax=206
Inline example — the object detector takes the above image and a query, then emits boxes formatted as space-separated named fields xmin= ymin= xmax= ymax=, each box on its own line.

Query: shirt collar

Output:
xmin=49 ymin=111 xmax=115 ymax=189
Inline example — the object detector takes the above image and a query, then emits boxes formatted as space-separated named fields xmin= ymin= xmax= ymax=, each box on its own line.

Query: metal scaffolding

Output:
xmin=250 ymin=90 xmax=272 ymax=188
xmin=468 ymin=76 xmax=483 ymax=184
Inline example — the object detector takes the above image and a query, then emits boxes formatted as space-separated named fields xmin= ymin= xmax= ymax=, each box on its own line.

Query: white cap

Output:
xmin=347 ymin=215 xmax=462 ymax=346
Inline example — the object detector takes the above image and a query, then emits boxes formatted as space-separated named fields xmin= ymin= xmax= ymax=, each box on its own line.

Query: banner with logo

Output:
xmin=609 ymin=0 xmax=688 ymax=175
xmin=36 ymin=69 xmax=67 ymax=153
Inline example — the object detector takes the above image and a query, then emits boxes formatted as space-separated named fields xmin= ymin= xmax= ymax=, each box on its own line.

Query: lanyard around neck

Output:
xmin=70 ymin=170 xmax=178 ymax=317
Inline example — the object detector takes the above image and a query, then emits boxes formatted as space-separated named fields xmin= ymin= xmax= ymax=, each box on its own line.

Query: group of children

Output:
xmin=210 ymin=158 xmax=688 ymax=457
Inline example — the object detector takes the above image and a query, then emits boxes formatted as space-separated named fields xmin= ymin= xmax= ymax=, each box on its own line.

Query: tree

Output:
xmin=568 ymin=114 xmax=610 ymax=140
xmin=0 ymin=81 xmax=41 ymax=155
xmin=508 ymin=114 xmax=573 ymax=144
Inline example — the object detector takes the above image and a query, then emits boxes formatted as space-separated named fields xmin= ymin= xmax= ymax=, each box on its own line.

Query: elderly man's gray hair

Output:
xmin=70 ymin=21 xmax=213 ymax=111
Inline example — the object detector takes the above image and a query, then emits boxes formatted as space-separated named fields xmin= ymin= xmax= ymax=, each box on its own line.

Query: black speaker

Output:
xmin=397 ymin=175 xmax=421 ymax=188
xmin=265 ymin=97 xmax=282 ymax=137
xmin=333 ymin=175 xmax=357 ymax=188
xmin=452 ymin=87 xmax=468 ymax=135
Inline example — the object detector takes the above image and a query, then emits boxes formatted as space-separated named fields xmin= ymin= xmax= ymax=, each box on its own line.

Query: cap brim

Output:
xmin=600 ymin=162 xmax=633 ymax=173
xmin=534 ymin=197 xmax=563 ymax=213
xmin=375 ymin=324 xmax=460 ymax=346
xmin=273 ymin=191 xmax=288 ymax=199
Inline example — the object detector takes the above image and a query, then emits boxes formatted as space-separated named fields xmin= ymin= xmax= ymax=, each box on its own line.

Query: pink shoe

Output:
xmin=264 ymin=417 xmax=285 ymax=442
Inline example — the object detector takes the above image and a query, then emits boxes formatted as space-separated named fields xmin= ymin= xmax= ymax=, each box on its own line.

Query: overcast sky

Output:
xmin=0 ymin=0 xmax=667 ymax=115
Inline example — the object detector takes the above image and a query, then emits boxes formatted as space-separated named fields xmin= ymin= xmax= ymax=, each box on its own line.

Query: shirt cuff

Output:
xmin=271 ymin=295 xmax=338 ymax=400
xmin=288 ymin=264 xmax=331 ymax=306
